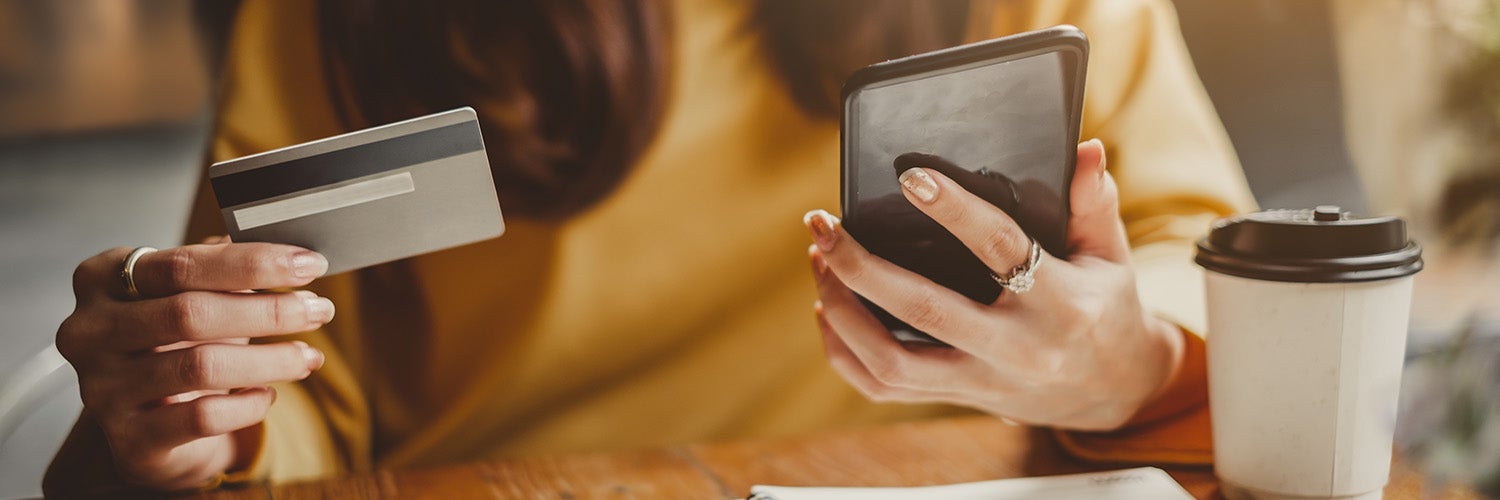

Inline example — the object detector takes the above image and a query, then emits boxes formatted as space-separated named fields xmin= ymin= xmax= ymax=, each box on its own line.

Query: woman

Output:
xmin=47 ymin=0 xmax=1254 ymax=493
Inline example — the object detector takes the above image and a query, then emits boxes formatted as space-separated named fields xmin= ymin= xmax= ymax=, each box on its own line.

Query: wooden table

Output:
xmin=193 ymin=416 xmax=1476 ymax=499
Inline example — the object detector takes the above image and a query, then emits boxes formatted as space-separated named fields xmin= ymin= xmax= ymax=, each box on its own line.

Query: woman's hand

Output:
xmin=55 ymin=240 xmax=334 ymax=490
xmin=804 ymin=139 xmax=1185 ymax=431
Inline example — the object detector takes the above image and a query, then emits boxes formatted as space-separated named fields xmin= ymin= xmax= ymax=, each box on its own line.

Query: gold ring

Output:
xmin=991 ymin=240 xmax=1042 ymax=294
xmin=120 ymin=246 xmax=157 ymax=300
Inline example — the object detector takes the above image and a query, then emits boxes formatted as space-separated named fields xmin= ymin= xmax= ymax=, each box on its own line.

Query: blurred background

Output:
xmin=0 ymin=0 xmax=1496 ymax=497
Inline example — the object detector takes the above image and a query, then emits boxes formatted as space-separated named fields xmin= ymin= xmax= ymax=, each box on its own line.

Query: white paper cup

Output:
xmin=1196 ymin=207 xmax=1423 ymax=500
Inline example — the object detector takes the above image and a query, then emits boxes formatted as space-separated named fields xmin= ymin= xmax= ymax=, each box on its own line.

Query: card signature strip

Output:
xmin=231 ymin=172 xmax=416 ymax=231
xmin=211 ymin=121 xmax=481 ymax=207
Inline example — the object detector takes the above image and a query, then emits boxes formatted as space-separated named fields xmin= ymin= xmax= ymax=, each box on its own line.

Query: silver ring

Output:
xmin=991 ymin=240 xmax=1041 ymax=294
xmin=120 ymin=246 xmax=157 ymax=300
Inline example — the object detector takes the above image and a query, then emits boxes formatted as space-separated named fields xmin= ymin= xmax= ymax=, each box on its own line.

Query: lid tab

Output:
xmin=1312 ymin=205 xmax=1342 ymax=222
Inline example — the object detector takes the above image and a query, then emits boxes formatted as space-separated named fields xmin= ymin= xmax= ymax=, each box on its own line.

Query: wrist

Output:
xmin=1126 ymin=317 xmax=1206 ymax=427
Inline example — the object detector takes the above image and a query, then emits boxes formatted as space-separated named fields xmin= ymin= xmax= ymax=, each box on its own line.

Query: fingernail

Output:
xmin=1087 ymin=138 xmax=1106 ymax=181
xmin=293 ymin=340 xmax=325 ymax=371
xmin=290 ymin=251 xmax=328 ymax=279
xmin=802 ymin=210 xmax=840 ymax=252
xmin=300 ymin=293 xmax=335 ymax=324
xmin=898 ymin=168 xmax=939 ymax=203
xmin=268 ymin=386 xmax=278 ymax=403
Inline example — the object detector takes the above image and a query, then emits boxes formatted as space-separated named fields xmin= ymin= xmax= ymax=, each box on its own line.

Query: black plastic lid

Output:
xmin=1194 ymin=206 xmax=1423 ymax=283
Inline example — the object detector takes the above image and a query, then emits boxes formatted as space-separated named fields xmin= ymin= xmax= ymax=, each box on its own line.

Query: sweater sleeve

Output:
xmin=985 ymin=0 xmax=1257 ymax=464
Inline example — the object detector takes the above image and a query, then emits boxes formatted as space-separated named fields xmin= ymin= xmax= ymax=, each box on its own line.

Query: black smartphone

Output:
xmin=840 ymin=25 xmax=1089 ymax=343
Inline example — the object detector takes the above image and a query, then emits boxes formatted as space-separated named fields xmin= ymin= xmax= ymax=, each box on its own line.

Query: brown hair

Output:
xmin=317 ymin=0 xmax=971 ymax=218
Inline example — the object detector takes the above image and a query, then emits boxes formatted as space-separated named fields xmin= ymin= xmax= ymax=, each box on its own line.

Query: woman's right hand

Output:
xmin=56 ymin=241 xmax=334 ymax=490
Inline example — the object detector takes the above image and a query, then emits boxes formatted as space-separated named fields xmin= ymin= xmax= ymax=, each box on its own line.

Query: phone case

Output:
xmin=839 ymin=25 xmax=1089 ymax=343
xmin=841 ymin=25 xmax=1089 ymax=238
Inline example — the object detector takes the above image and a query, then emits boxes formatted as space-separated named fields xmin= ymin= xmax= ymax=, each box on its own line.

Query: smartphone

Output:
xmin=840 ymin=25 xmax=1089 ymax=343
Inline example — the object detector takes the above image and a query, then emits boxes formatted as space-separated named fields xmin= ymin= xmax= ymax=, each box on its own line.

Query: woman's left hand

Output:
xmin=804 ymin=139 xmax=1184 ymax=431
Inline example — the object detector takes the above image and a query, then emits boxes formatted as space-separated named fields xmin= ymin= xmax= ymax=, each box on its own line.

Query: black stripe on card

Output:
xmin=211 ymin=121 xmax=484 ymax=207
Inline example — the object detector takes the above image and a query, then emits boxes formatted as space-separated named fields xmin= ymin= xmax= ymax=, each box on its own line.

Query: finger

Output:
xmin=135 ymin=386 xmax=275 ymax=447
xmin=1066 ymin=139 xmax=1130 ymax=263
xmin=895 ymin=166 xmax=1048 ymax=283
xmin=199 ymin=235 xmax=231 ymax=245
xmin=110 ymin=290 xmax=335 ymax=351
xmin=815 ymin=308 xmax=935 ymax=403
xmin=804 ymin=210 xmax=1019 ymax=352
xmin=127 ymin=243 xmax=328 ymax=299
xmin=121 ymin=341 xmax=322 ymax=407
xmin=811 ymin=246 xmax=976 ymax=390
xmin=73 ymin=247 xmax=140 ymax=302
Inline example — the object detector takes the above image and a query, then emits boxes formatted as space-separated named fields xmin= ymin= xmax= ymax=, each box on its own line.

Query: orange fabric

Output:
xmin=1056 ymin=328 xmax=1214 ymax=465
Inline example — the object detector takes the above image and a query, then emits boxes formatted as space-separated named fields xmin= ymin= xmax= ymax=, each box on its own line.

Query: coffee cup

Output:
xmin=1195 ymin=206 xmax=1423 ymax=500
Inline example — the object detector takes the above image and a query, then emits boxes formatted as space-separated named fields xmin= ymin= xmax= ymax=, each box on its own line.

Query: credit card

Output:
xmin=210 ymin=107 xmax=504 ymax=274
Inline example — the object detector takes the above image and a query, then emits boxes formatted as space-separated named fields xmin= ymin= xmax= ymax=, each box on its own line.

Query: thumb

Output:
xmin=1067 ymin=139 xmax=1131 ymax=263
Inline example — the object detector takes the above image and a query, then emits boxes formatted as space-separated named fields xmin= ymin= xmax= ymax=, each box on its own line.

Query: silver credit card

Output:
xmin=210 ymin=107 xmax=504 ymax=274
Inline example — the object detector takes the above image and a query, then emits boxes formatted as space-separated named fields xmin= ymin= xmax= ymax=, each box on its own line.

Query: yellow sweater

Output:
xmin=47 ymin=0 xmax=1255 ymax=491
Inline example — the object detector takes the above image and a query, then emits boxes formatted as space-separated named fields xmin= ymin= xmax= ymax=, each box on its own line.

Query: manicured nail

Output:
xmin=293 ymin=340 xmax=325 ymax=371
xmin=290 ymin=251 xmax=328 ymax=279
xmin=1086 ymin=138 xmax=1106 ymax=181
xmin=297 ymin=292 xmax=335 ymax=324
xmin=898 ymin=168 xmax=939 ymax=203
xmin=803 ymin=210 xmax=840 ymax=252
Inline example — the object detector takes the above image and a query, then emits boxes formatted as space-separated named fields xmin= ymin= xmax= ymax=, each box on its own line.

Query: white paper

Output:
xmin=746 ymin=467 xmax=1193 ymax=500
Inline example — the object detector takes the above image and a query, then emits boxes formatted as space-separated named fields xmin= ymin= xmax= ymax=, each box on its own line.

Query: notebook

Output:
xmin=745 ymin=467 xmax=1194 ymax=500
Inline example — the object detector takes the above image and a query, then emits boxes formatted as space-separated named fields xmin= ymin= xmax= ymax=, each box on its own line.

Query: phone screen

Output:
xmin=844 ymin=46 xmax=1081 ymax=340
